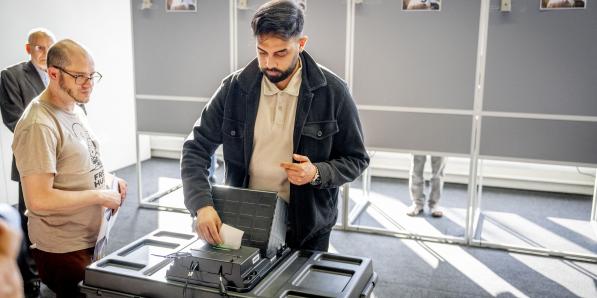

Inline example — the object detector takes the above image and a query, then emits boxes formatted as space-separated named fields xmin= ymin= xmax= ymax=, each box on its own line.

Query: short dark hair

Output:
xmin=251 ymin=0 xmax=304 ymax=40
xmin=47 ymin=40 xmax=74 ymax=69
xmin=46 ymin=39 xmax=91 ymax=69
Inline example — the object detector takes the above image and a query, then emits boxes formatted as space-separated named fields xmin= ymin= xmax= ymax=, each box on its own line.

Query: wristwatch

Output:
xmin=310 ymin=164 xmax=322 ymax=186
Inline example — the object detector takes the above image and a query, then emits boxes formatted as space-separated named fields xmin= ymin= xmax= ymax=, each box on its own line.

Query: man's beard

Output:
xmin=59 ymin=76 xmax=88 ymax=104
xmin=261 ymin=54 xmax=299 ymax=83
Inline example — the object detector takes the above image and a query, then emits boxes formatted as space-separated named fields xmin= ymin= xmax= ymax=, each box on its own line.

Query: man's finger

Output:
xmin=280 ymin=162 xmax=297 ymax=169
xmin=286 ymin=172 xmax=300 ymax=179
xmin=280 ymin=162 xmax=304 ymax=172
xmin=200 ymin=225 xmax=214 ymax=244
xmin=208 ymin=224 xmax=223 ymax=244
xmin=206 ymin=222 xmax=219 ymax=244
xmin=293 ymin=154 xmax=310 ymax=162
xmin=118 ymin=181 xmax=127 ymax=201
xmin=282 ymin=169 xmax=304 ymax=177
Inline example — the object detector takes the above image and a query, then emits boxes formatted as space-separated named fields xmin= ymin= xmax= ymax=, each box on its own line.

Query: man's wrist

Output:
xmin=197 ymin=205 xmax=214 ymax=216
xmin=310 ymin=164 xmax=321 ymax=186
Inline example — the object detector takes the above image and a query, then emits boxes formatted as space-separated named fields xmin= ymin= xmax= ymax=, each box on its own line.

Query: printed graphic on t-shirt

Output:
xmin=72 ymin=122 xmax=104 ymax=188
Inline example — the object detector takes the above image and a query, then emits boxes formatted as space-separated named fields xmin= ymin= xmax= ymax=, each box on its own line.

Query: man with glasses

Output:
xmin=11 ymin=39 xmax=127 ymax=297
xmin=0 ymin=27 xmax=55 ymax=298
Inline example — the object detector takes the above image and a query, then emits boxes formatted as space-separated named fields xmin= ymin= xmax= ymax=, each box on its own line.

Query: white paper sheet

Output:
xmin=93 ymin=175 xmax=120 ymax=261
xmin=218 ymin=223 xmax=244 ymax=250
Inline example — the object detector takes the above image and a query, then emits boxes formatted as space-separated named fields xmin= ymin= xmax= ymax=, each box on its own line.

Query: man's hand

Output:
xmin=280 ymin=154 xmax=317 ymax=186
xmin=0 ymin=220 xmax=24 ymax=298
xmin=97 ymin=190 xmax=122 ymax=210
xmin=117 ymin=178 xmax=128 ymax=203
xmin=195 ymin=206 xmax=223 ymax=245
xmin=0 ymin=220 xmax=20 ymax=262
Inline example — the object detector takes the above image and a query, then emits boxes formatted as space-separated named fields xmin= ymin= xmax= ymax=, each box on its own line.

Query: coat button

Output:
xmin=231 ymin=130 xmax=236 ymax=136
xmin=316 ymin=130 xmax=323 ymax=137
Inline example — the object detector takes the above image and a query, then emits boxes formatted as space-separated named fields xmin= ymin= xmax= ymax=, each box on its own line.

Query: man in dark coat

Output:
xmin=181 ymin=0 xmax=369 ymax=251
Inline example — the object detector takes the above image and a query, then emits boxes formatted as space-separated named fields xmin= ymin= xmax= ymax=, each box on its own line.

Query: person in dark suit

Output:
xmin=0 ymin=27 xmax=55 ymax=298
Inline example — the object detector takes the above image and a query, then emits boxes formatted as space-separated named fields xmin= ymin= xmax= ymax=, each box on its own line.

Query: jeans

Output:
xmin=409 ymin=155 xmax=446 ymax=208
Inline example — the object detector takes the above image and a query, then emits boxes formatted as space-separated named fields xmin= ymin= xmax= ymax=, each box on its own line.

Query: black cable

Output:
xmin=183 ymin=261 xmax=199 ymax=298
xmin=163 ymin=252 xmax=234 ymax=297
xmin=153 ymin=251 xmax=192 ymax=259
xmin=218 ymin=265 xmax=229 ymax=297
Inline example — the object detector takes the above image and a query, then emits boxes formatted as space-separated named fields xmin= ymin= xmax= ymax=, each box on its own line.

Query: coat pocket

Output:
xmin=302 ymin=121 xmax=339 ymax=140
xmin=222 ymin=118 xmax=245 ymax=165
xmin=300 ymin=120 xmax=339 ymax=161
xmin=222 ymin=118 xmax=244 ymax=139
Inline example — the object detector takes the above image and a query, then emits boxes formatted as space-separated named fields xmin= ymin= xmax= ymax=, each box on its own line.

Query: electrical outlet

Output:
xmin=501 ymin=0 xmax=511 ymax=12
xmin=238 ymin=0 xmax=248 ymax=10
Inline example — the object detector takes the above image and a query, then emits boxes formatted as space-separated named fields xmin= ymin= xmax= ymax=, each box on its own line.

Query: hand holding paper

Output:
xmin=94 ymin=174 xmax=123 ymax=260
xmin=217 ymin=224 xmax=244 ymax=250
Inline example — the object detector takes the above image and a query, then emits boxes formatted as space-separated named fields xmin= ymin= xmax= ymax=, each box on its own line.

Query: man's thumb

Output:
xmin=293 ymin=154 xmax=309 ymax=162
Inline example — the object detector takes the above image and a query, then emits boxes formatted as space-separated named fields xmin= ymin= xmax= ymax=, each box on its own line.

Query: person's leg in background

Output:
xmin=32 ymin=247 xmax=94 ymax=298
xmin=407 ymin=154 xmax=427 ymax=216
xmin=428 ymin=156 xmax=446 ymax=217
xmin=299 ymin=229 xmax=332 ymax=252
xmin=16 ymin=182 xmax=40 ymax=297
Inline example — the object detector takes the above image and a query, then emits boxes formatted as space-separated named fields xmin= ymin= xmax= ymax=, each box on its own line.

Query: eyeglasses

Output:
xmin=52 ymin=65 xmax=102 ymax=85
xmin=31 ymin=45 xmax=48 ymax=52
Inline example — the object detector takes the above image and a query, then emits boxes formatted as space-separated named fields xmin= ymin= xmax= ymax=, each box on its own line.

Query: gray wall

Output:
xmin=361 ymin=111 xmax=472 ymax=153
xmin=132 ymin=0 xmax=230 ymax=134
xmin=480 ymin=0 xmax=597 ymax=164
xmin=484 ymin=0 xmax=597 ymax=116
xmin=480 ymin=117 xmax=597 ymax=164
xmin=136 ymin=101 xmax=207 ymax=135
xmin=133 ymin=0 xmax=229 ymax=97
xmin=131 ymin=0 xmax=597 ymax=165
xmin=353 ymin=0 xmax=480 ymax=109
xmin=353 ymin=0 xmax=480 ymax=154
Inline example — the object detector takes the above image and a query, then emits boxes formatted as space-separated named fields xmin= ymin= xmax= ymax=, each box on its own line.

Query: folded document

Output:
xmin=93 ymin=175 xmax=120 ymax=261
xmin=217 ymin=223 xmax=244 ymax=250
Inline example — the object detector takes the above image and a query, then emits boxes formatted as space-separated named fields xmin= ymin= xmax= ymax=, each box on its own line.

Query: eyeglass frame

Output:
xmin=51 ymin=65 xmax=102 ymax=85
xmin=30 ymin=45 xmax=49 ymax=53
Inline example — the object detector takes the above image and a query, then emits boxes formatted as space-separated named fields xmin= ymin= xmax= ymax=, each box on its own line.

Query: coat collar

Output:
xmin=24 ymin=61 xmax=46 ymax=93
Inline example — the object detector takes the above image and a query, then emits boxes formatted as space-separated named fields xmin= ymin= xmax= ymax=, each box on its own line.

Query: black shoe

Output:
xmin=24 ymin=278 xmax=41 ymax=298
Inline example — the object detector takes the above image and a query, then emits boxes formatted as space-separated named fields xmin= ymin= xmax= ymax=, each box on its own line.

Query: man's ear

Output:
xmin=298 ymin=36 xmax=309 ymax=52
xmin=47 ymin=67 xmax=59 ymax=80
xmin=25 ymin=44 xmax=32 ymax=55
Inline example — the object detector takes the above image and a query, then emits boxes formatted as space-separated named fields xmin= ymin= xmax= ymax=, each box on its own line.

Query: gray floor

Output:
xmin=40 ymin=158 xmax=597 ymax=297
xmin=344 ymin=175 xmax=597 ymax=256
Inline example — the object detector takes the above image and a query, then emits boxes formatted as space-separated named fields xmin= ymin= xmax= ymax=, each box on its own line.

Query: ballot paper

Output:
xmin=93 ymin=175 xmax=120 ymax=261
xmin=217 ymin=223 xmax=244 ymax=250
